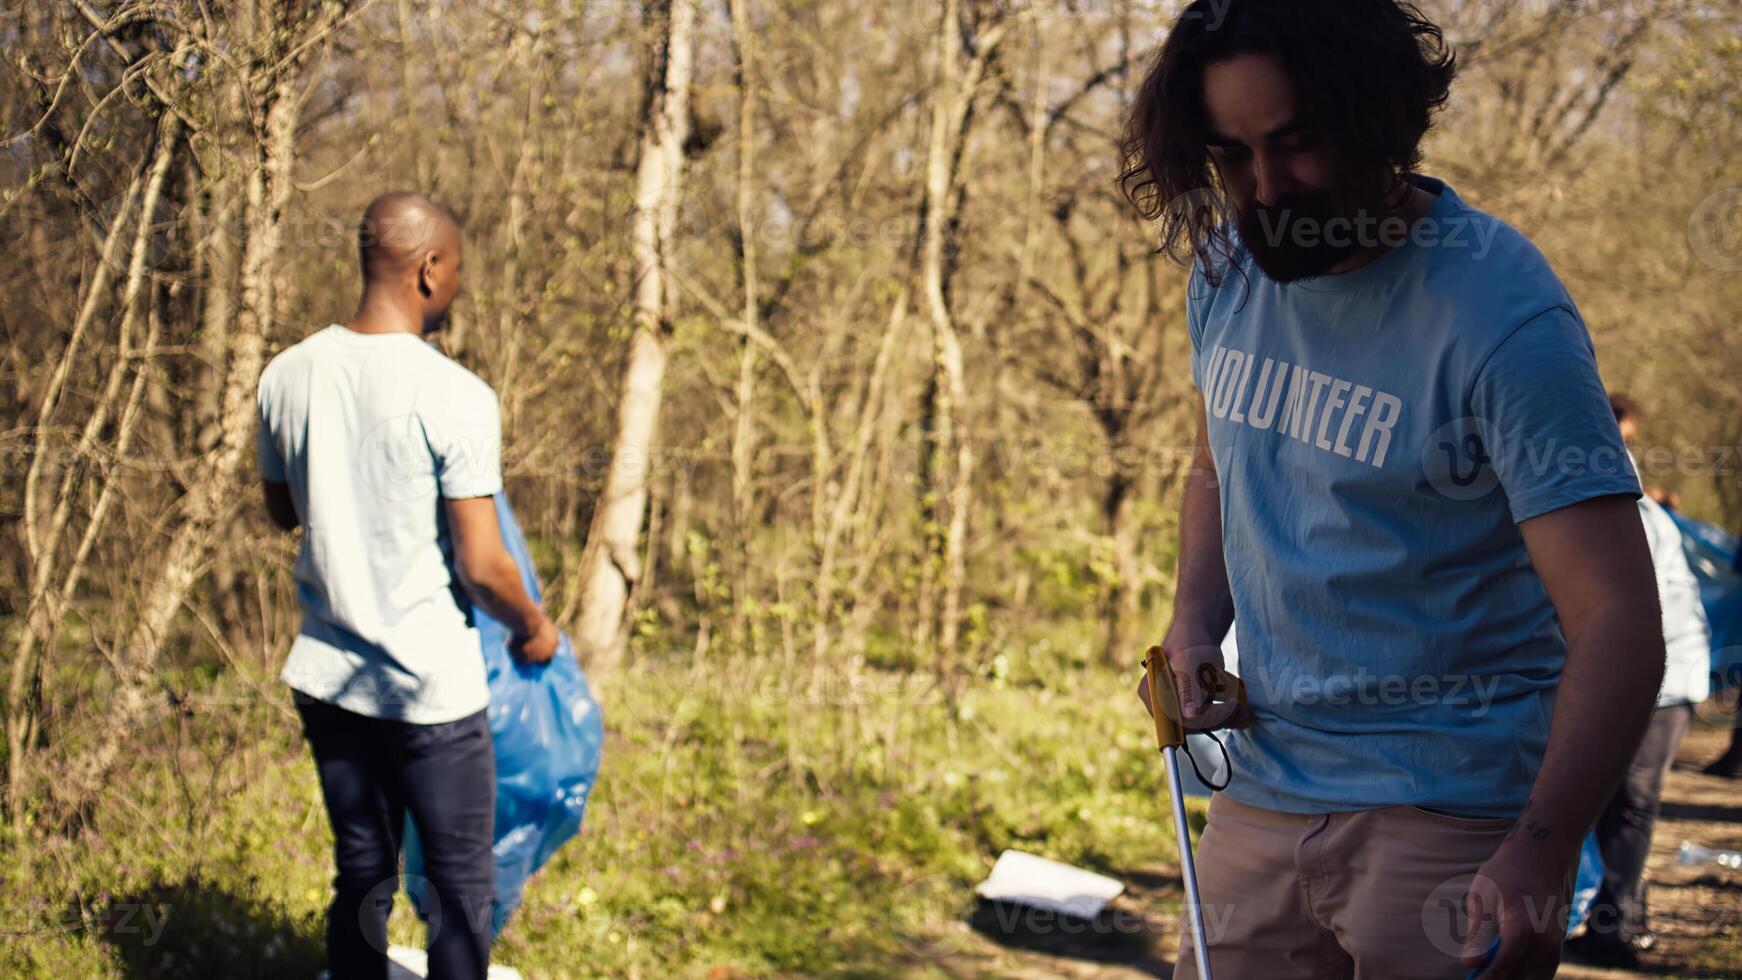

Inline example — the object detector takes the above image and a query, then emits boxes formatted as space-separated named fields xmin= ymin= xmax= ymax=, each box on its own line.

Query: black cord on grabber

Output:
xmin=1141 ymin=655 xmax=1234 ymax=792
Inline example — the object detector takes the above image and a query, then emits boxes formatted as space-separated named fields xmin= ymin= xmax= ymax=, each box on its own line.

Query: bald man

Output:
xmin=257 ymin=192 xmax=557 ymax=980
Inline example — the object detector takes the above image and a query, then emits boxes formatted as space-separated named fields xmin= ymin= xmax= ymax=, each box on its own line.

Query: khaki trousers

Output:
xmin=1172 ymin=793 xmax=1571 ymax=980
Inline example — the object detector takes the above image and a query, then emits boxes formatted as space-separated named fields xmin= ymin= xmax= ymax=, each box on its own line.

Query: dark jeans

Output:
xmin=1587 ymin=702 xmax=1693 ymax=943
xmin=295 ymin=694 xmax=496 ymax=980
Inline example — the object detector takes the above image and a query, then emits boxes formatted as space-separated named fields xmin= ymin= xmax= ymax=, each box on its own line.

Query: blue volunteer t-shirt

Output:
xmin=1191 ymin=175 xmax=1640 ymax=819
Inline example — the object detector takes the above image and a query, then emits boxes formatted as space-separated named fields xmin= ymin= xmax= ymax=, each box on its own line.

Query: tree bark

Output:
xmin=728 ymin=0 xmax=760 ymax=655
xmin=4 ymin=112 xmax=178 ymax=823
xmin=1101 ymin=459 xmax=1140 ymax=666
xmin=571 ymin=0 xmax=699 ymax=674
xmin=916 ymin=0 xmax=1004 ymax=674
xmin=56 ymin=3 xmax=345 ymax=811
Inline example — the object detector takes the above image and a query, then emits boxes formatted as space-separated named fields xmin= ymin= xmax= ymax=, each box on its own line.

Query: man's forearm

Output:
xmin=460 ymin=555 xmax=548 ymax=640
xmin=1167 ymin=461 xmax=1236 ymax=646
xmin=1506 ymin=602 xmax=1664 ymax=869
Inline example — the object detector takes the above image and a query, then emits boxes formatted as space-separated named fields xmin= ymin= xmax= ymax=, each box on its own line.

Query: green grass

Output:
xmin=0 ymin=623 xmax=1189 ymax=978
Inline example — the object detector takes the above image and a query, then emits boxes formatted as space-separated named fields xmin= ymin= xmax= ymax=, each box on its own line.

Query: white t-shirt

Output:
xmin=257 ymin=324 xmax=501 ymax=723
xmin=1638 ymin=493 xmax=1711 ymax=708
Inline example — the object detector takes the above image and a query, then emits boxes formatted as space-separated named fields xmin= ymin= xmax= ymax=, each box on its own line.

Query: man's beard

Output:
xmin=1237 ymin=188 xmax=1382 ymax=284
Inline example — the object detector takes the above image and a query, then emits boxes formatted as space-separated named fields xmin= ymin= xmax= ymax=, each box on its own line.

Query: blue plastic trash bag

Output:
xmin=1566 ymin=832 xmax=1605 ymax=933
xmin=404 ymin=493 xmax=605 ymax=936
xmin=1668 ymin=510 xmax=1742 ymax=691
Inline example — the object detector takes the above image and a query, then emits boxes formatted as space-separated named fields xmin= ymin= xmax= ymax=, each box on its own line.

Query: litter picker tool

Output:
xmin=1142 ymin=644 xmax=1248 ymax=980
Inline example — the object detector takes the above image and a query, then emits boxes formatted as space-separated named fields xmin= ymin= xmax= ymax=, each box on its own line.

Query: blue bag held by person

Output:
xmin=1566 ymin=833 xmax=1606 ymax=933
xmin=405 ymin=493 xmax=605 ymax=936
xmin=1668 ymin=510 xmax=1742 ymax=691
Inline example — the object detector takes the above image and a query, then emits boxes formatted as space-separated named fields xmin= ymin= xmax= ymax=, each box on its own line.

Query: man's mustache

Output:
xmin=1241 ymin=194 xmax=1345 ymax=243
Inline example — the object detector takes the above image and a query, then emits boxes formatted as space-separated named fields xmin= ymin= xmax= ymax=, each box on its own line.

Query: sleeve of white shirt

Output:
xmin=1639 ymin=495 xmax=1712 ymax=706
xmin=429 ymin=374 xmax=505 ymax=500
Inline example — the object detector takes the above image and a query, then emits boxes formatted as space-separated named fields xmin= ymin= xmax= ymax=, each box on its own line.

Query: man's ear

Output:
xmin=418 ymin=253 xmax=434 ymax=298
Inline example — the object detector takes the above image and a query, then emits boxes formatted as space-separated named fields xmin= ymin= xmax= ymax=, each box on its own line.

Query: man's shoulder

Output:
xmin=263 ymin=322 xmax=353 ymax=366
xmin=416 ymin=344 xmax=498 ymax=410
xmin=1404 ymin=196 xmax=1590 ymax=368
xmin=259 ymin=327 xmax=496 ymax=408
xmin=258 ymin=325 xmax=332 ymax=394
xmin=1418 ymin=197 xmax=1567 ymax=307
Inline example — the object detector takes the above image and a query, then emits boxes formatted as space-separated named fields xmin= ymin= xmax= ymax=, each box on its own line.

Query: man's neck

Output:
xmin=345 ymin=290 xmax=425 ymax=337
xmin=1324 ymin=179 xmax=1440 ymax=277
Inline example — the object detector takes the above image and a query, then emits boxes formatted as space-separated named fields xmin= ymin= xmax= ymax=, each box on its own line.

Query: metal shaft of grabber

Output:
xmin=1143 ymin=644 xmax=1220 ymax=980
xmin=1163 ymin=743 xmax=1213 ymax=980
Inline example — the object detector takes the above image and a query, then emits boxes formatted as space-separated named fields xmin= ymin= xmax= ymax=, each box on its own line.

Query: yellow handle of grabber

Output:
xmin=1143 ymin=644 xmax=1249 ymax=751
xmin=1142 ymin=644 xmax=1249 ymax=980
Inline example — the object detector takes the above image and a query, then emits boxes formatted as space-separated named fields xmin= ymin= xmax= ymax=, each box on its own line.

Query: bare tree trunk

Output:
xmin=814 ymin=290 xmax=909 ymax=662
xmin=916 ymin=0 xmax=1004 ymax=675
xmin=572 ymin=0 xmax=698 ymax=675
xmin=692 ymin=268 xmax=902 ymax=667
xmin=728 ymin=0 xmax=760 ymax=655
xmin=397 ymin=0 xmax=437 ymax=191
xmin=57 ymin=3 xmax=343 ymax=808
xmin=495 ymin=34 xmax=541 ymax=434
xmin=1101 ymin=458 xmax=1140 ymax=665
xmin=194 ymin=142 xmax=239 ymax=454
xmin=4 ymin=113 xmax=179 ymax=823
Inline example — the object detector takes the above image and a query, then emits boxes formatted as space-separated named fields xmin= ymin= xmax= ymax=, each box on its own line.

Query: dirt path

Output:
xmin=928 ymin=718 xmax=1742 ymax=979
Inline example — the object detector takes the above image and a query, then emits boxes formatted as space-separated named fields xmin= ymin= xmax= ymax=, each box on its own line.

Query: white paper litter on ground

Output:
xmin=315 ymin=945 xmax=523 ymax=980
xmin=973 ymin=849 xmax=1125 ymax=919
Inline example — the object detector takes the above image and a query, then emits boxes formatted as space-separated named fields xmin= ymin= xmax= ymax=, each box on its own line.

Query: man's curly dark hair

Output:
xmin=1119 ymin=0 xmax=1457 ymax=282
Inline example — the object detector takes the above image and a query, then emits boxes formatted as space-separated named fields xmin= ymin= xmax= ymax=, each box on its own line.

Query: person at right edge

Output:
xmin=1123 ymin=2 xmax=1662 ymax=979
xmin=1563 ymin=395 xmax=1711 ymax=968
xmin=1701 ymin=535 xmax=1742 ymax=779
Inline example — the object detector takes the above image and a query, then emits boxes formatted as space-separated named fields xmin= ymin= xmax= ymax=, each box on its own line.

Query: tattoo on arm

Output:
xmin=1506 ymin=800 xmax=1553 ymax=843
